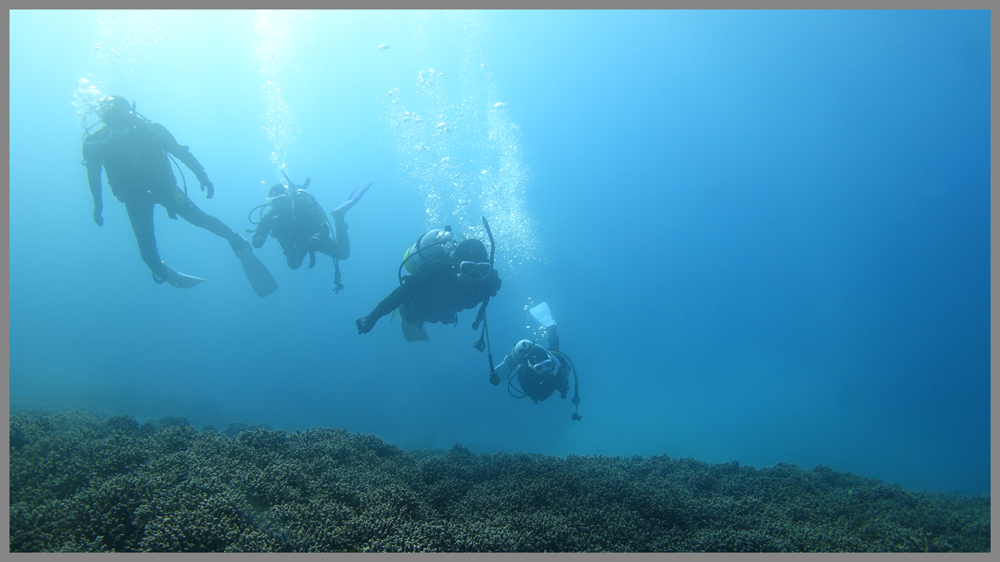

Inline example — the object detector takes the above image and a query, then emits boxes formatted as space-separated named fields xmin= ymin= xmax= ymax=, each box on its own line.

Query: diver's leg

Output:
xmin=311 ymin=235 xmax=345 ymax=291
xmin=161 ymin=187 xmax=243 ymax=247
xmin=124 ymin=198 xmax=169 ymax=280
xmin=313 ymin=235 xmax=341 ymax=260
xmin=329 ymin=217 xmax=350 ymax=260
xmin=280 ymin=238 xmax=307 ymax=269
xmin=158 ymin=186 xmax=277 ymax=297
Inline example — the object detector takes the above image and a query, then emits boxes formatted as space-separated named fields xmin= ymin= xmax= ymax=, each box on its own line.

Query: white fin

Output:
xmin=530 ymin=302 xmax=555 ymax=328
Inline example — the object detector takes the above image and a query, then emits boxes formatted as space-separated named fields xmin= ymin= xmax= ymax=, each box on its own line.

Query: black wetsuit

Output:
xmin=83 ymin=119 xmax=241 ymax=279
xmin=516 ymin=332 xmax=570 ymax=403
xmin=252 ymin=191 xmax=349 ymax=269
xmin=358 ymin=258 xmax=502 ymax=332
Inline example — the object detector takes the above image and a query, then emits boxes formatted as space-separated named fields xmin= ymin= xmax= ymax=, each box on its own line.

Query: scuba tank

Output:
xmin=397 ymin=226 xmax=463 ymax=284
xmin=402 ymin=227 xmax=458 ymax=274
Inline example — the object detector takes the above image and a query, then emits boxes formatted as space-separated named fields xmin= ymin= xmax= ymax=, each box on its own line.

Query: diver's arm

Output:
xmin=487 ymin=270 xmax=502 ymax=296
xmin=547 ymin=325 xmax=560 ymax=353
xmin=252 ymin=211 xmax=275 ymax=248
xmin=356 ymin=285 xmax=407 ymax=334
xmin=493 ymin=355 xmax=512 ymax=381
xmin=82 ymin=142 xmax=104 ymax=226
xmin=557 ymin=364 xmax=571 ymax=398
xmin=153 ymin=123 xmax=214 ymax=198
xmin=471 ymin=271 xmax=502 ymax=329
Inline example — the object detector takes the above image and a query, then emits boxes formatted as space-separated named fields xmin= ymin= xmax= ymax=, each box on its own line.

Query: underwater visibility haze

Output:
xmin=9 ymin=7 xmax=990 ymax=513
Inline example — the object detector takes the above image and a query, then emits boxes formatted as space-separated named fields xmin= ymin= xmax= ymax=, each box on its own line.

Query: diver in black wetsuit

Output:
xmin=251 ymin=177 xmax=370 ymax=292
xmin=355 ymin=227 xmax=501 ymax=341
xmin=497 ymin=306 xmax=582 ymax=421
xmin=82 ymin=95 xmax=276 ymax=296
xmin=506 ymin=327 xmax=570 ymax=403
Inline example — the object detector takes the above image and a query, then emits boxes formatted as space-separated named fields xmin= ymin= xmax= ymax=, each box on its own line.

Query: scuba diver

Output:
xmin=496 ymin=302 xmax=582 ymax=421
xmin=249 ymin=172 xmax=371 ymax=292
xmin=355 ymin=218 xmax=502 ymax=343
xmin=82 ymin=95 xmax=278 ymax=297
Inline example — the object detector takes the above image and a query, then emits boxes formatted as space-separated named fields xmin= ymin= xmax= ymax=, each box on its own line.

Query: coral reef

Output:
xmin=9 ymin=409 xmax=990 ymax=552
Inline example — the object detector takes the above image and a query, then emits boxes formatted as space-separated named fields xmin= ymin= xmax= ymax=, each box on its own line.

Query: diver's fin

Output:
xmin=162 ymin=263 xmax=208 ymax=289
xmin=530 ymin=302 xmax=555 ymax=328
xmin=232 ymin=238 xmax=279 ymax=298
xmin=401 ymin=317 xmax=429 ymax=342
xmin=331 ymin=181 xmax=373 ymax=218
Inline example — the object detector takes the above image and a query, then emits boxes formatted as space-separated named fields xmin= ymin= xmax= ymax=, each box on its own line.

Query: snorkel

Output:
xmin=483 ymin=215 xmax=496 ymax=265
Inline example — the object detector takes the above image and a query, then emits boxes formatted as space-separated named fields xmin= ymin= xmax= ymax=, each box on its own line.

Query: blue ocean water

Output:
xmin=8 ymin=10 xmax=990 ymax=496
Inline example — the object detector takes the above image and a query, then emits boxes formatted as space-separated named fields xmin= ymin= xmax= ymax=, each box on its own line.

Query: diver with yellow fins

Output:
xmin=494 ymin=302 xmax=582 ymax=421
xmin=355 ymin=217 xmax=502 ymax=343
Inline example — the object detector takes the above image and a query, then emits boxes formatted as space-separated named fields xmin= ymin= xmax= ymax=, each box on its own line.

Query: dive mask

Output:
xmin=513 ymin=340 xmax=556 ymax=375
xmin=529 ymin=356 xmax=556 ymax=375
xmin=459 ymin=261 xmax=492 ymax=277
xmin=267 ymin=185 xmax=290 ymax=202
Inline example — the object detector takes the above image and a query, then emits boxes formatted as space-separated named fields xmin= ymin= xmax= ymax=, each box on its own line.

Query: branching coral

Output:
xmin=9 ymin=409 xmax=991 ymax=553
